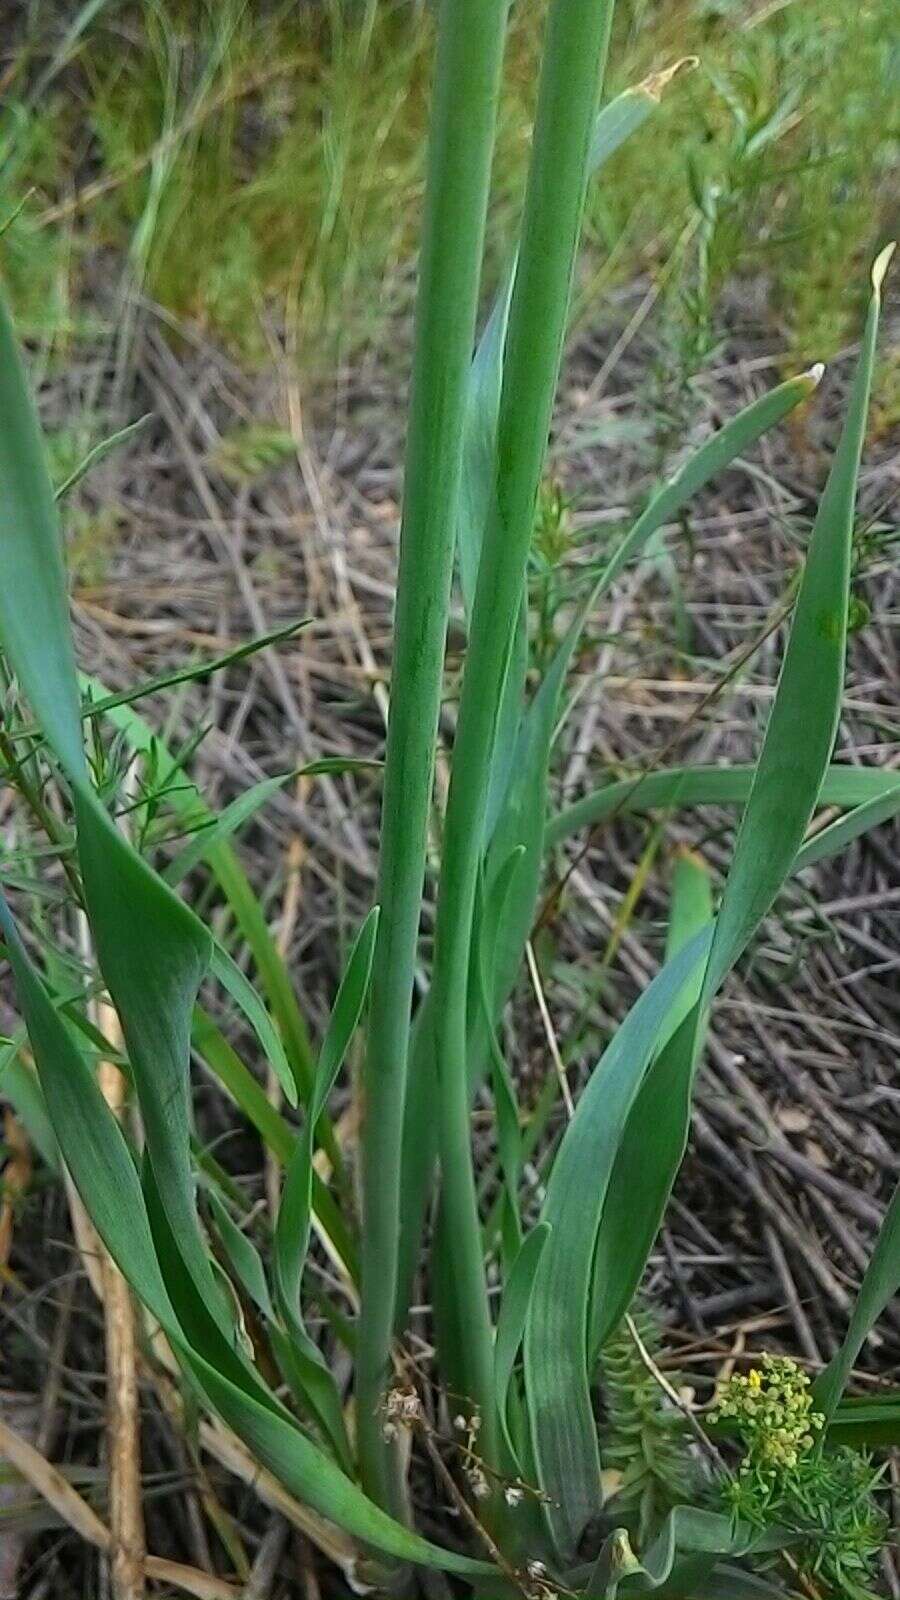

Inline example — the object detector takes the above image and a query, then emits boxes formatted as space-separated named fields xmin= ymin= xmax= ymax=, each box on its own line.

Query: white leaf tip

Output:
xmin=872 ymin=241 xmax=895 ymax=296
xmin=807 ymin=362 xmax=825 ymax=387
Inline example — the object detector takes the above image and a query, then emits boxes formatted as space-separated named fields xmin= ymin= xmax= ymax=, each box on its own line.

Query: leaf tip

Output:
xmin=639 ymin=55 xmax=699 ymax=103
xmin=805 ymin=361 xmax=826 ymax=389
xmin=871 ymin=241 xmax=895 ymax=298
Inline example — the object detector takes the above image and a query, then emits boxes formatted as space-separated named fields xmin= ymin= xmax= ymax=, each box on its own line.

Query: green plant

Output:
xmin=714 ymin=1357 xmax=889 ymax=1599
xmin=600 ymin=1311 xmax=697 ymax=1545
xmin=1 ymin=4 xmax=898 ymax=1598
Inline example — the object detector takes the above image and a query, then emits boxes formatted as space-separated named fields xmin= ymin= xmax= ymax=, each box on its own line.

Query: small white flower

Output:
xmin=503 ymin=1483 xmax=524 ymax=1507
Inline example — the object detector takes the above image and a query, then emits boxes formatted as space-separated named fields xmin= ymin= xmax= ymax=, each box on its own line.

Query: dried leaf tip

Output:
xmin=871 ymin=241 xmax=895 ymax=297
xmin=639 ymin=56 xmax=699 ymax=103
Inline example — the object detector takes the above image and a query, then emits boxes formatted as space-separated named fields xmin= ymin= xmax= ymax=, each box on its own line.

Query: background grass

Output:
xmin=1 ymin=0 xmax=896 ymax=386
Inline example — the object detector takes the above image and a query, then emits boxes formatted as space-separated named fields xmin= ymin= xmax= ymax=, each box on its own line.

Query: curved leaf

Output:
xmin=546 ymin=763 xmax=900 ymax=849
xmin=524 ymin=930 xmax=712 ymax=1556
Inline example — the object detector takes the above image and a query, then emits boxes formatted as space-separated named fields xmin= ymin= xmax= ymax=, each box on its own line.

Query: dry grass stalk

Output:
xmin=95 ymin=995 xmax=147 ymax=1600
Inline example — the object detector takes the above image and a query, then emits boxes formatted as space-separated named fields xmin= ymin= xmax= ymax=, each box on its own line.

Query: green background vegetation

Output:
xmin=2 ymin=0 xmax=896 ymax=385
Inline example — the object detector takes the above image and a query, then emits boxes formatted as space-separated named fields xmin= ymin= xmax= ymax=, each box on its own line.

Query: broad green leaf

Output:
xmin=0 ymin=1039 xmax=60 ymax=1173
xmin=0 ymin=896 xmax=177 ymax=1329
xmin=546 ymin=763 xmax=900 ymax=849
xmin=0 ymin=291 xmax=226 ymax=1327
xmin=524 ymin=930 xmax=712 ymax=1557
xmin=80 ymin=677 xmax=318 ymax=1101
xmin=702 ymin=246 xmax=892 ymax=1002
xmin=814 ymin=1179 xmax=900 ymax=1421
xmin=588 ymin=247 xmax=892 ymax=1366
xmin=0 ymin=296 xmax=87 ymax=780
xmin=577 ymin=1508 xmax=792 ymax=1597
xmin=2 ymin=902 xmax=491 ymax=1572
xmin=0 ymin=893 xmax=497 ymax=1576
xmin=589 ymin=854 xmax=711 ymax=1357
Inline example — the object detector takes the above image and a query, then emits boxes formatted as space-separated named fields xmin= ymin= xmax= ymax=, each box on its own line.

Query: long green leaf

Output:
xmin=702 ymin=247 xmax=892 ymax=1001
xmin=274 ymin=911 xmax=377 ymax=1466
xmin=0 ymin=894 xmax=492 ymax=1576
xmin=209 ymin=1191 xmax=275 ymax=1321
xmin=428 ymin=1 xmax=617 ymax=1474
xmin=586 ymin=246 xmax=892 ymax=1369
xmin=546 ymin=763 xmax=900 ymax=848
xmin=577 ymin=1508 xmax=791 ymax=1598
xmin=813 ymin=1180 xmax=900 ymax=1421
xmin=524 ymin=930 xmax=712 ymax=1556
xmin=398 ymin=363 xmax=826 ymax=1329
xmin=80 ymin=677 xmax=318 ymax=1100
xmin=494 ymin=1223 xmax=550 ymax=1466
xmin=208 ymin=940 xmax=295 ymax=1106
xmin=54 ymin=414 xmax=152 ymax=501
xmin=589 ymin=854 xmax=711 ymax=1357
xmin=0 ymin=291 xmax=231 ymax=1325
xmin=277 ymin=907 xmax=377 ymax=1312
xmin=355 ymin=0 xmax=508 ymax=1513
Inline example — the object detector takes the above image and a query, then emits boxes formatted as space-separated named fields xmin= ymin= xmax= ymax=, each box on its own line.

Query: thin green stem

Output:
xmin=428 ymin=0 xmax=616 ymax=1467
xmin=355 ymin=0 xmax=508 ymax=1515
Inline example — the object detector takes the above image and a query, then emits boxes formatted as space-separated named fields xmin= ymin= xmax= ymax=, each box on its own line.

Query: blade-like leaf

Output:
xmin=524 ymin=929 xmax=712 ymax=1556
xmin=1 ymin=895 xmax=489 ymax=1575
xmin=546 ymin=763 xmax=900 ymax=848
xmin=588 ymin=246 xmax=893 ymax=1365
xmin=577 ymin=1508 xmax=791 ymax=1598
xmin=209 ymin=1192 xmax=275 ymax=1321
xmin=54 ymin=414 xmax=152 ymax=501
xmin=589 ymin=853 xmax=711 ymax=1356
xmin=494 ymin=1223 xmax=550 ymax=1464
xmin=826 ymin=1392 xmax=900 ymax=1448
xmin=397 ymin=364 xmax=852 ymax=1328
xmin=813 ymin=1179 xmax=900 ymax=1421
xmin=702 ymin=246 xmax=892 ymax=1002
xmin=276 ymin=907 xmax=377 ymax=1314
xmin=80 ymin=678 xmax=318 ymax=1101
xmin=0 ymin=291 xmax=227 ymax=1327
xmin=208 ymin=940 xmax=296 ymax=1108
xmin=274 ymin=910 xmax=378 ymax=1468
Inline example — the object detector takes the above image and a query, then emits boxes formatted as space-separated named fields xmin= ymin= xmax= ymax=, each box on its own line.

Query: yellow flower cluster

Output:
xmin=712 ymin=1354 xmax=825 ymax=1476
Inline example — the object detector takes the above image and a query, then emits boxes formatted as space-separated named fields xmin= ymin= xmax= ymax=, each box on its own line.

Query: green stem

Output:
xmin=428 ymin=0 xmax=616 ymax=1467
xmin=355 ymin=0 xmax=507 ymax=1514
